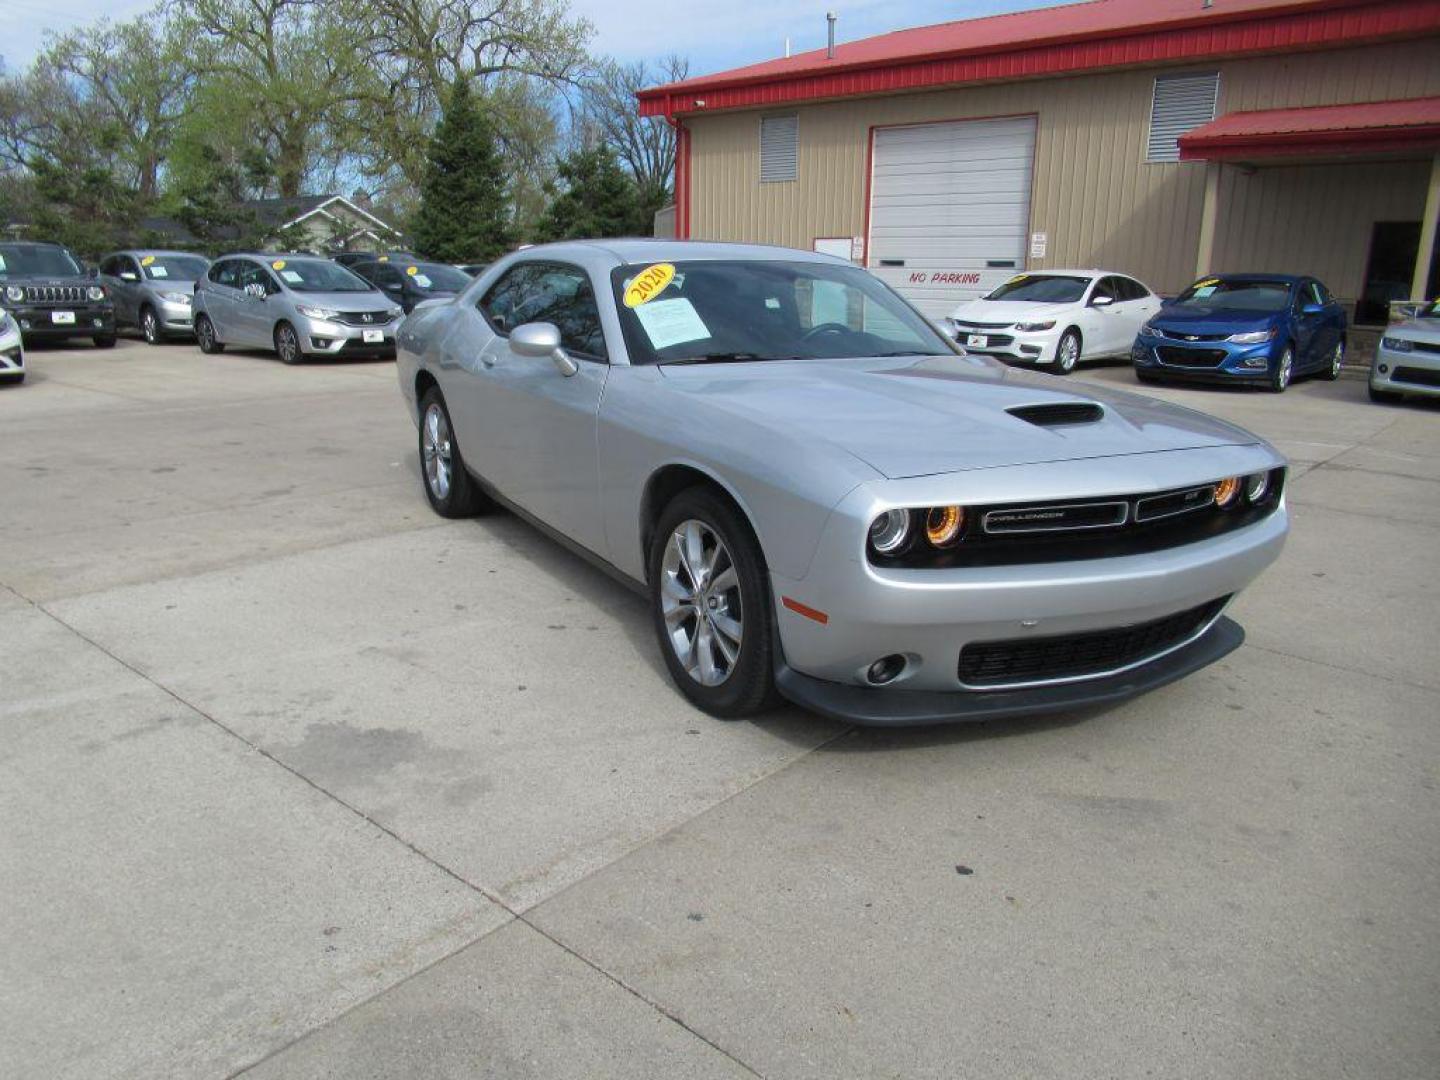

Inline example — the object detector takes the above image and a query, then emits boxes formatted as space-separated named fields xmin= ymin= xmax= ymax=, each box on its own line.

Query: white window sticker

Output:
xmin=0 ymin=255 xmax=6 ymax=271
xmin=149 ymin=266 xmax=169 ymax=278
xmin=280 ymin=270 xmax=303 ymax=284
xmin=633 ymin=297 xmax=711 ymax=350
xmin=413 ymin=274 xmax=433 ymax=288
xmin=1192 ymin=285 xmax=1218 ymax=299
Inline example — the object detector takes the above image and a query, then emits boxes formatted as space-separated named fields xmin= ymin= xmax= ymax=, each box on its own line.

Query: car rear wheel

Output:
xmin=649 ymin=488 xmax=777 ymax=719
xmin=140 ymin=305 xmax=161 ymax=345
xmin=1269 ymin=347 xmax=1293 ymax=393
xmin=1368 ymin=384 xmax=1402 ymax=405
xmin=418 ymin=386 xmax=487 ymax=518
xmin=1055 ymin=329 xmax=1081 ymax=375
xmin=195 ymin=314 xmax=224 ymax=354
xmin=1322 ymin=340 xmax=1343 ymax=381
xmin=275 ymin=322 xmax=302 ymax=365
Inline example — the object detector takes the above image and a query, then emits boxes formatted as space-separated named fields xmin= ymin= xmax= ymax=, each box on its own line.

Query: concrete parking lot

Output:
xmin=2 ymin=338 xmax=1437 ymax=1080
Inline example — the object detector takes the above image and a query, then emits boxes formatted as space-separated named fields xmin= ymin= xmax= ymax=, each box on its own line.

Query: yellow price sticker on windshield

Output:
xmin=140 ymin=255 xmax=156 ymax=266
xmin=406 ymin=265 xmax=419 ymax=276
xmin=1193 ymin=277 xmax=1220 ymax=289
xmin=272 ymin=260 xmax=286 ymax=270
xmin=624 ymin=262 xmax=675 ymax=308
xmin=378 ymin=255 xmax=389 ymax=262
xmin=1007 ymin=274 xmax=1029 ymax=285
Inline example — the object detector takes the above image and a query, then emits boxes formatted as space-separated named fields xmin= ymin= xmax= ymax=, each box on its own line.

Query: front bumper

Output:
xmin=767 ymin=445 xmax=1287 ymax=722
xmin=777 ymin=616 xmax=1244 ymax=725
xmin=1371 ymin=341 xmax=1440 ymax=398
xmin=954 ymin=324 xmax=1057 ymax=365
xmin=1132 ymin=334 xmax=1277 ymax=384
xmin=0 ymin=336 xmax=23 ymax=378
xmin=11 ymin=305 xmax=115 ymax=340
xmin=297 ymin=314 xmax=402 ymax=358
xmin=157 ymin=299 xmax=194 ymax=334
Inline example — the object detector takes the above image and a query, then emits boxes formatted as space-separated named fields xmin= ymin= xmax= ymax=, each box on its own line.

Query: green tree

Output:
xmin=411 ymin=79 xmax=511 ymax=261
xmin=534 ymin=143 xmax=645 ymax=243
xmin=26 ymin=158 xmax=145 ymax=259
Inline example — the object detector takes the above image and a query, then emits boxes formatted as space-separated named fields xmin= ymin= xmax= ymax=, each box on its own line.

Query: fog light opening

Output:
xmin=1378 ymin=363 xmax=1389 ymax=374
xmin=866 ymin=654 xmax=907 ymax=685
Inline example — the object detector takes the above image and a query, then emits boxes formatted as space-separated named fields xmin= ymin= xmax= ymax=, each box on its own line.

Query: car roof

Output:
xmin=118 ymin=249 xmax=209 ymax=259
xmin=0 ymin=240 xmax=68 ymax=250
xmin=508 ymin=238 xmax=846 ymax=267
xmin=1198 ymin=273 xmax=1304 ymax=285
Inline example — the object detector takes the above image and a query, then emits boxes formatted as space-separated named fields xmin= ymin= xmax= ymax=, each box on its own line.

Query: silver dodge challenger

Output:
xmin=396 ymin=241 xmax=1288 ymax=725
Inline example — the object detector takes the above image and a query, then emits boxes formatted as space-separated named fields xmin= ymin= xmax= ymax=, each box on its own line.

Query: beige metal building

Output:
xmin=638 ymin=0 xmax=1440 ymax=322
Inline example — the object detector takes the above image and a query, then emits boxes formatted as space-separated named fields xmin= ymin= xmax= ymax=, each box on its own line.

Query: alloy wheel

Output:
xmin=1275 ymin=349 xmax=1293 ymax=391
xmin=277 ymin=325 xmax=299 ymax=364
xmin=422 ymin=403 xmax=452 ymax=500
xmin=1057 ymin=332 xmax=1079 ymax=374
xmin=197 ymin=317 xmax=214 ymax=351
xmin=660 ymin=519 xmax=743 ymax=687
xmin=1330 ymin=341 xmax=1344 ymax=377
xmin=142 ymin=310 xmax=159 ymax=344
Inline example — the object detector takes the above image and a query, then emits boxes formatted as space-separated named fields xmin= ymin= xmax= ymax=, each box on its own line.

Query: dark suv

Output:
xmin=0 ymin=242 xmax=117 ymax=348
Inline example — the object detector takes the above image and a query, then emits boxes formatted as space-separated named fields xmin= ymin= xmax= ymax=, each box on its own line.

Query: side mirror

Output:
xmin=120 ymin=271 xmax=140 ymax=282
xmin=1091 ymin=295 xmax=1115 ymax=307
xmin=1301 ymin=302 xmax=1325 ymax=315
xmin=509 ymin=321 xmax=579 ymax=376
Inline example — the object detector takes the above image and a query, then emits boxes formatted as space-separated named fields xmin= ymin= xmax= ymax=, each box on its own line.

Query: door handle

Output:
xmin=481 ymin=356 xmax=496 ymax=368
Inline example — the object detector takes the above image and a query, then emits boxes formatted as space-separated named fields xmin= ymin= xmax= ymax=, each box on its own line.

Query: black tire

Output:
xmin=1321 ymin=340 xmax=1343 ymax=381
xmin=648 ymin=487 xmax=778 ymax=719
xmin=1055 ymin=328 xmax=1081 ymax=375
xmin=93 ymin=333 xmax=117 ymax=349
xmin=1368 ymin=384 xmax=1403 ymax=405
xmin=275 ymin=321 xmax=303 ymax=365
xmin=417 ymin=386 xmax=488 ymax=518
xmin=1268 ymin=346 xmax=1294 ymax=393
xmin=140 ymin=305 xmax=162 ymax=345
xmin=1136 ymin=370 xmax=1161 ymax=385
xmin=195 ymin=314 xmax=224 ymax=353
xmin=0 ymin=372 xmax=22 ymax=385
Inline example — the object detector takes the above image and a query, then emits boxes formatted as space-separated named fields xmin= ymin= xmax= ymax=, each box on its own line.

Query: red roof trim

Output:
xmin=637 ymin=0 xmax=1440 ymax=119
xmin=1179 ymin=97 xmax=1440 ymax=160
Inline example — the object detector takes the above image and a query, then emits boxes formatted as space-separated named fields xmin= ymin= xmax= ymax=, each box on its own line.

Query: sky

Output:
xmin=2 ymin=0 xmax=1077 ymax=79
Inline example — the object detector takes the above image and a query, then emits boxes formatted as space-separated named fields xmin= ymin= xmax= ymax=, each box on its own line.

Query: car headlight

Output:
xmin=1227 ymin=327 xmax=1276 ymax=344
xmin=1139 ymin=322 xmax=1157 ymax=337
xmin=87 ymin=285 xmax=106 ymax=302
xmin=868 ymin=509 xmax=912 ymax=556
xmin=924 ymin=506 xmax=965 ymax=548
xmin=386 ymin=307 xmax=404 ymax=320
xmin=0 ymin=309 xmax=11 ymax=332
xmin=6 ymin=285 xmax=25 ymax=303
xmin=296 ymin=305 xmax=341 ymax=320
xmin=1244 ymin=473 xmax=1270 ymax=504
xmin=1381 ymin=336 xmax=1413 ymax=353
xmin=160 ymin=291 xmax=192 ymax=305
xmin=1214 ymin=476 xmax=1241 ymax=509
xmin=1015 ymin=320 xmax=1056 ymax=332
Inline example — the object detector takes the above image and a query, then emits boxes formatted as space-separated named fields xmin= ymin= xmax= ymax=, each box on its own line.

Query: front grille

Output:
xmin=334 ymin=311 xmax=390 ymax=326
xmin=1392 ymin=365 xmax=1440 ymax=388
xmin=967 ymin=335 xmax=1015 ymax=348
xmin=24 ymin=285 xmax=87 ymax=304
xmin=1412 ymin=341 xmax=1440 ymax=355
xmin=1154 ymin=327 xmax=1227 ymax=342
xmin=958 ymin=597 xmax=1229 ymax=687
xmin=338 ymin=339 xmax=395 ymax=355
xmin=1157 ymin=346 xmax=1229 ymax=368
xmin=953 ymin=320 xmax=1011 ymax=331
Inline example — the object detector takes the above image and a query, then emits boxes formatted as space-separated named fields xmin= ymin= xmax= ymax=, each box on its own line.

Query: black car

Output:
xmin=348 ymin=258 xmax=473 ymax=313
xmin=332 ymin=250 xmax=420 ymax=269
xmin=1 ymin=242 xmax=118 ymax=348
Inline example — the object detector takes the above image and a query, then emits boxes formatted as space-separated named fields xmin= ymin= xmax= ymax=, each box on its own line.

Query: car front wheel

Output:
xmin=417 ymin=386 xmax=487 ymax=518
xmin=141 ymin=306 xmax=161 ymax=345
xmin=1269 ymin=347 xmax=1294 ymax=393
xmin=275 ymin=322 xmax=303 ymax=365
xmin=195 ymin=314 xmax=224 ymax=354
xmin=649 ymin=488 xmax=777 ymax=719
xmin=1055 ymin=329 xmax=1081 ymax=375
xmin=1322 ymin=340 xmax=1343 ymax=381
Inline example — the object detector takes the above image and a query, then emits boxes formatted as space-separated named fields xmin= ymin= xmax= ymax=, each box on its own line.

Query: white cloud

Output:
xmin=1 ymin=0 xmax=160 ymax=70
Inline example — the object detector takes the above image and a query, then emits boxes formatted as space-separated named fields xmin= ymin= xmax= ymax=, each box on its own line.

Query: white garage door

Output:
xmin=868 ymin=116 xmax=1036 ymax=317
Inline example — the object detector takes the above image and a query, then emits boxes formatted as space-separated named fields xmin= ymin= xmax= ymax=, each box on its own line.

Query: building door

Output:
xmin=1357 ymin=221 xmax=1439 ymax=325
xmin=867 ymin=115 xmax=1036 ymax=318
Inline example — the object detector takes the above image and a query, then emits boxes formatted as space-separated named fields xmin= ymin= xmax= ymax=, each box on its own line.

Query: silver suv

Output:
xmin=193 ymin=253 xmax=403 ymax=364
xmin=99 ymin=250 xmax=210 ymax=343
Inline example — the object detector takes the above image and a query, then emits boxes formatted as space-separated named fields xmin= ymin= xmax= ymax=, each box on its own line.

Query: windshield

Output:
xmin=141 ymin=254 xmax=209 ymax=281
xmin=1173 ymin=278 xmax=1292 ymax=313
xmin=611 ymin=259 xmax=955 ymax=365
xmin=0 ymin=244 xmax=82 ymax=278
xmin=270 ymin=258 xmax=375 ymax=293
xmin=983 ymin=274 xmax=1090 ymax=303
xmin=405 ymin=262 xmax=471 ymax=291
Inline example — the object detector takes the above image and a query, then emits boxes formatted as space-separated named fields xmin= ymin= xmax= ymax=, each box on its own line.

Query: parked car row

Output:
xmin=943 ymin=269 xmax=1349 ymax=393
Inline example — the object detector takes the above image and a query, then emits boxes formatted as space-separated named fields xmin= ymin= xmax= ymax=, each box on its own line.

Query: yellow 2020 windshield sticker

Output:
xmin=406 ymin=265 xmax=419 ymax=276
xmin=140 ymin=255 xmax=156 ymax=266
xmin=272 ymin=259 xmax=286 ymax=270
xmin=624 ymin=263 xmax=676 ymax=308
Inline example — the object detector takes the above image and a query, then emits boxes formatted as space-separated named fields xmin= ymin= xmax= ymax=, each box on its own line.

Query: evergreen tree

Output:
xmin=411 ymin=78 xmax=512 ymax=262
xmin=534 ymin=143 xmax=646 ymax=242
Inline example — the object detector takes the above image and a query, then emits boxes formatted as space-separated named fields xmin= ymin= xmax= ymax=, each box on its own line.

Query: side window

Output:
xmin=122 ymin=257 xmax=141 ymax=279
xmin=376 ymin=264 xmax=405 ymax=289
xmin=99 ymin=256 xmax=117 ymax=276
xmin=1120 ymin=277 xmax=1149 ymax=301
xmin=212 ymin=260 xmax=239 ymax=287
xmin=480 ymin=262 xmax=606 ymax=360
xmin=1091 ymin=277 xmax=1120 ymax=304
xmin=1306 ymin=282 xmax=1326 ymax=306
xmin=238 ymin=263 xmax=276 ymax=297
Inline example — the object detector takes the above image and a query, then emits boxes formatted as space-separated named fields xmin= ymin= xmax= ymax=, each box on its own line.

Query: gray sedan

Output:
xmin=194 ymin=254 xmax=403 ymax=364
xmin=99 ymin=250 xmax=210 ymax=343
xmin=397 ymin=241 xmax=1288 ymax=725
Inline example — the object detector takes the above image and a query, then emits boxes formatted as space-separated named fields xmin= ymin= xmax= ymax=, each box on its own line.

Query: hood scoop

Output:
xmin=1007 ymin=402 xmax=1104 ymax=428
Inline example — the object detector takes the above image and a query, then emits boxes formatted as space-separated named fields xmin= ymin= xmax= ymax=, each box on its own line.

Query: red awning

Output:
xmin=1178 ymin=96 xmax=1440 ymax=161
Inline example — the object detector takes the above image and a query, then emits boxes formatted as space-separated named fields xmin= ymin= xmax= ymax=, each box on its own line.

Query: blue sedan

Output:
xmin=1132 ymin=274 xmax=1347 ymax=392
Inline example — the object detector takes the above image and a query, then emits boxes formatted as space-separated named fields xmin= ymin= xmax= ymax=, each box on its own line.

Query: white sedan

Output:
xmin=0 ymin=307 xmax=24 ymax=384
xmin=945 ymin=270 xmax=1163 ymax=375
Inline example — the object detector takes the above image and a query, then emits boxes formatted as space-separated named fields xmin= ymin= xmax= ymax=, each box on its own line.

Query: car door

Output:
xmin=234 ymin=262 xmax=280 ymax=346
xmin=1082 ymin=276 xmax=1127 ymax=356
xmin=463 ymin=260 xmax=610 ymax=554
xmin=202 ymin=259 xmax=241 ymax=340
xmin=1292 ymin=280 xmax=1329 ymax=370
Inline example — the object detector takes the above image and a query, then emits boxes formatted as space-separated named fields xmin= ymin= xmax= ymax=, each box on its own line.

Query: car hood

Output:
xmin=658 ymin=354 xmax=1262 ymax=479
xmin=1389 ymin=317 xmax=1440 ymax=342
xmin=949 ymin=298 xmax=1073 ymax=324
xmin=1152 ymin=307 xmax=1280 ymax=332
xmin=286 ymin=290 xmax=390 ymax=309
